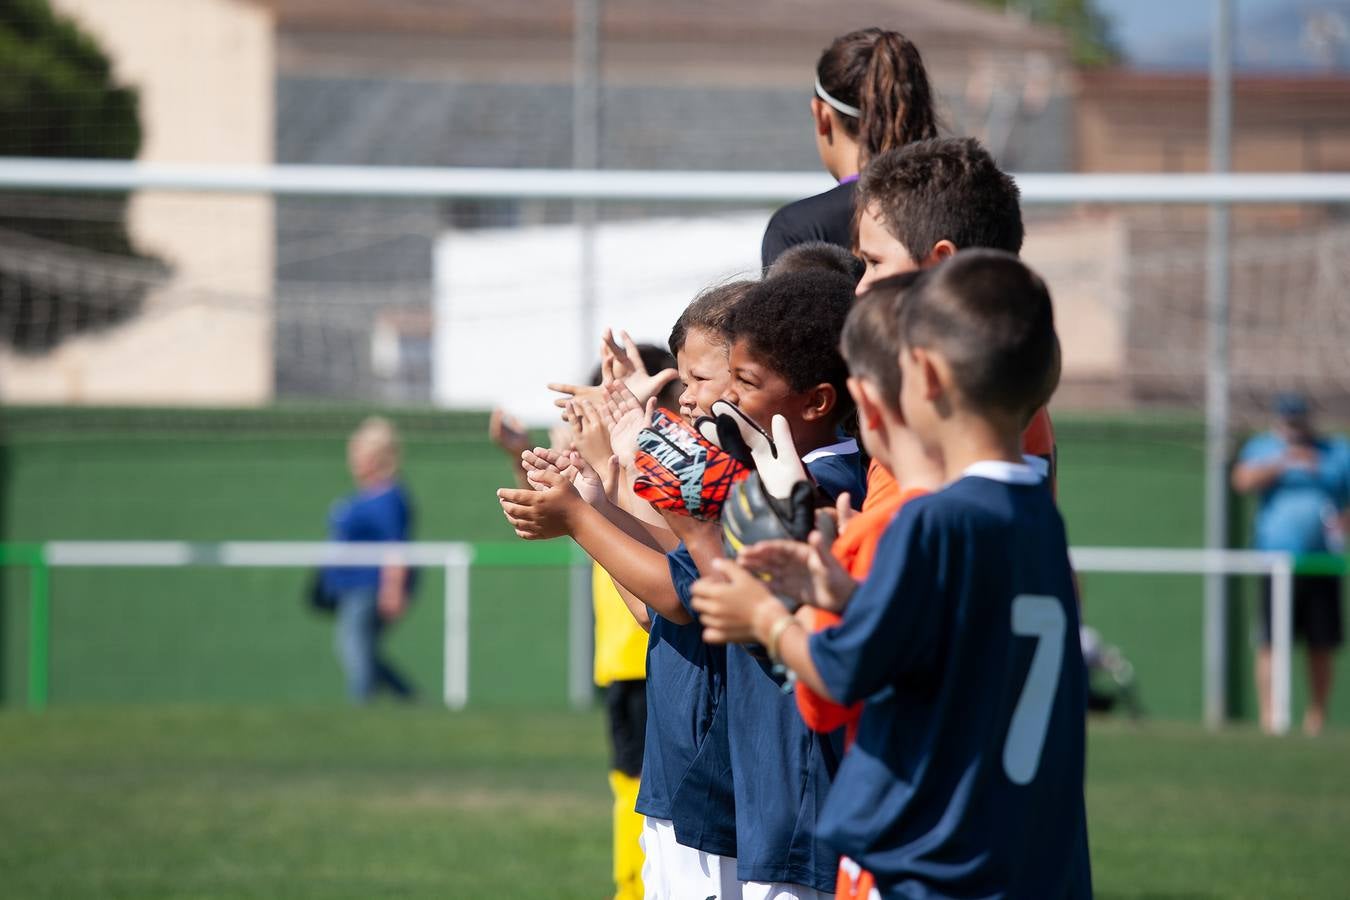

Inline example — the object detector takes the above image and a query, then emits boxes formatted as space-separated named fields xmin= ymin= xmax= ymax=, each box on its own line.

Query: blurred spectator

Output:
xmin=323 ymin=416 xmax=416 ymax=704
xmin=1232 ymin=393 xmax=1349 ymax=735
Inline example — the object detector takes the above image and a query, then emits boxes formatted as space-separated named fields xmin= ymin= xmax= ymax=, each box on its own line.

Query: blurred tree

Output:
xmin=0 ymin=0 xmax=166 ymax=353
xmin=979 ymin=0 xmax=1121 ymax=68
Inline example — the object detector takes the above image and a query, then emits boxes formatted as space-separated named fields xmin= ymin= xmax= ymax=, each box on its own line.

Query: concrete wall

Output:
xmin=1 ymin=0 xmax=275 ymax=405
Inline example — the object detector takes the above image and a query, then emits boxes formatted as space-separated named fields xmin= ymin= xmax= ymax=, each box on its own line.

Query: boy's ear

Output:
xmin=799 ymin=382 xmax=837 ymax=423
xmin=911 ymin=347 xmax=945 ymax=403
xmin=923 ymin=239 xmax=958 ymax=267
xmin=848 ymin=377 xmax=890 ymax=432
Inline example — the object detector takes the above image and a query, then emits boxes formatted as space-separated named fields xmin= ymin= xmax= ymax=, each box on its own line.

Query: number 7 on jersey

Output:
xmin=1003 ymin=594 xmax=1067 ymax=786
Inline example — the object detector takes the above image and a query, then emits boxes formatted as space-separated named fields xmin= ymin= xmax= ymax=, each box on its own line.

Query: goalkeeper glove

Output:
xmin=632 ymin=409 xmax=747 ymax=520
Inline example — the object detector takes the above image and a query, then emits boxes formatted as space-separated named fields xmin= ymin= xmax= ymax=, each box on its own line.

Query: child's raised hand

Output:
xmin=601 ymin=328 xmax=680 ymax=403
xmin=738 ymin=531 xmax=857 ymax=613
xmin=602 ymin=382 xmax=655 ymax=471
xmin=488 ymin=408 xmax=530 ymax=458
xmin=548 ymin=422 xmax=575 ymax=454
xmin=599 ymin=328 xmax=630 ymax=385
xmin=568 ymin=400 xmax=615 ymax=479
xmin=548 ymin=380 xmax=606 ymax=410
xmin=521 ymin=447 xmax=577 ymax=491
xmin=690 ymin=558 xmax=783 ymax=645
xmin=498 ymin=467 xmax=582 ymax=540
xmin=569 ymin=451 xmax=615 ymax=508
xmin=834 ymin=492 xmax=857 ymax=537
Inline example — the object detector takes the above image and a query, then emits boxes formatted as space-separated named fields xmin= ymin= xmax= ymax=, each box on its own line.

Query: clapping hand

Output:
xmin=601 ymin=382 xmax=656 ymax=472
xmin=548 ymin=328 xmax=679 ymax=409
xmin=602 ymin=328 xmax=680 ymax=403
xmin=737 ymin=530 xmax=858 ymax=614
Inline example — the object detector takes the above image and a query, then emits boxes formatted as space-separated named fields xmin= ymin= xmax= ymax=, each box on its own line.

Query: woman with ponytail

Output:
xmin=761 ymin=28 xmax=938 ymax=271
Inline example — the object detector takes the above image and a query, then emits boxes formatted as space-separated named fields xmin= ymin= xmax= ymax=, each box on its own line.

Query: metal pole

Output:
xmin=1202 ymin=0 xmax=1234 ymax=731
xmin=573 ymin=0 xmax=601 ymax=368
xmin=443 ymin=548 xmax=471 ymax=711
xmin=28 ymin=550 xmax=50 ymax=711
xmin=568 ymin=559 xmax=595 ymax=710
xmin=1269 ymin=555 xmax=1293 ymax=735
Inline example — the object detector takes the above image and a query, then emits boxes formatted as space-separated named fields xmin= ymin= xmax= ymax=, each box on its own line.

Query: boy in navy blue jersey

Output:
xmin=500 ymin=284 xmax=749 ymax=898
xmin=672 ymin=269 xmax=867 ymax=899
xmin=693 ymin=250 xmax=1091 ymax=900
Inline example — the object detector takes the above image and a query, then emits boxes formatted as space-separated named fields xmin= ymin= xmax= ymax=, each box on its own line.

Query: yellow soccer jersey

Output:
xmin=592 ymin=563 xmax=647 ymax=686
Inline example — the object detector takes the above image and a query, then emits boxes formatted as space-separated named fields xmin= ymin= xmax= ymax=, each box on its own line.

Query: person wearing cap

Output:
xmin=1233 ymin=393 xmax=1350 ymax=735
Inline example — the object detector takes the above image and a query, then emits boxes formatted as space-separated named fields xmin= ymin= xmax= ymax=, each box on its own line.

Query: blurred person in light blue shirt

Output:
xmin=1233 ymin=393 xmax=1349 ymax=735
xmin=323 ymin=416 xmax=416 ymax=704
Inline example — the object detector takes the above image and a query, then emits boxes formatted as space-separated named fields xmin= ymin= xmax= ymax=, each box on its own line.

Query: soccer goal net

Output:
xmin=2 ymin=162 xmax=1349 ymax=734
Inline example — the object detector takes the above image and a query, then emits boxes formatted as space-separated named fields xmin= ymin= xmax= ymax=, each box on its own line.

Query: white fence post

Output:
xmin=1269 ymin=555 xmax=1294 ymax=736
xmin=568 ymin=557 xmax=594 ymax=710
xmin=443 ymin=544 xmax=473 ymax=711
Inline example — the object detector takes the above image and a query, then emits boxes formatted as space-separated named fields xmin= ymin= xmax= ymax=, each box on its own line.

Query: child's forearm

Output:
xmin=615 ymin=473 xmax=682 ymax=552
xmin=611 ymin=578 xmax=653 ymax=632
xmin=617 ymin=477 xmax=669 ymax=528
xmin=568 ymin=503 xmax=691 ymax=625
xmin=661 ymin=510 xmax=725 ymax=577
xmin=589 ymin=490 xmax=669 ymax=553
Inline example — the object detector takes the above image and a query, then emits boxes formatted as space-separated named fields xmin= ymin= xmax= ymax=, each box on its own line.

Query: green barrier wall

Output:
xmin=3 ymin=406 xmax=1349 ymax=725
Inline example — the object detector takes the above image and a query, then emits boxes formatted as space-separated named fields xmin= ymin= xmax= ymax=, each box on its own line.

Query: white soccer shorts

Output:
xmin=740 ymin=879 xmax=835 ymax=900
xmin=640 ymin=816 xmax=740 ymax=900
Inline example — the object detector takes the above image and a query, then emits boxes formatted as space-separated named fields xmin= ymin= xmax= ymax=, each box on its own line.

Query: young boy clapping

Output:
xmin=693 ymin=251 xmax=1092 ymax=899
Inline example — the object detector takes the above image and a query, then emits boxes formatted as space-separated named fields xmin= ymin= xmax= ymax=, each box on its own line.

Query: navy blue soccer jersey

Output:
xmin=809 ymin=462 xmax=1092 ymax=899
xmin=805 ymin=438 xmax=867 ymax=510
xmin=717 ymin=446 xmax=865 ymax=891
xmin=634 ymin=543 xmax=736 ymax=857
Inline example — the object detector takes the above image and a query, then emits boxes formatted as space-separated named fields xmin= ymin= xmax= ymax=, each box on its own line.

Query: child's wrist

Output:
xmin=752 ymin=597 xmax=790 ymax=646
xmin=763 ymin=611 xmax=800 ymax=663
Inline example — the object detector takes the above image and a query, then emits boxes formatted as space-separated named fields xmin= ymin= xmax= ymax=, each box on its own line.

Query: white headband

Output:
xmin=814 ymin=77 xmax=861 ymax=118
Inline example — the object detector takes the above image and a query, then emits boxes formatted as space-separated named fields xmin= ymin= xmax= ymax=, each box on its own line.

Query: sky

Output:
xmin=1094 ymin=0 xmax=1350 ymax=70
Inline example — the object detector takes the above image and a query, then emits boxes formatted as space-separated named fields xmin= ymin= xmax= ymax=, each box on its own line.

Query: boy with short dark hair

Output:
xmin=677 ymin=268 xmax=867 ymax=899
xmin=693 ymin=250 xmax=1091 ymax=899
xmin=848 ymin=136 xmax=1055 ymax=516
xmin=792 ymin=273 xmax=943 ymax=751
xmin=766 ymin=239 xmax=863 ymax=282
xmin=853 ymin=136 xmax=1023 ymax=292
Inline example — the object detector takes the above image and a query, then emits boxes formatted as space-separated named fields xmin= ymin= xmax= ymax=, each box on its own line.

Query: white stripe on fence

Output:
xmin=34 ymin=542 xmax=1294 ymax=732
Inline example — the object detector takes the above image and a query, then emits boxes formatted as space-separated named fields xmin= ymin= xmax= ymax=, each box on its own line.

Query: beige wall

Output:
xmin=1076 ymin=75 xmax=1350 ymax=175
xmin=1 ymin=0 xmax=275 ymax=406
xmin=1021 ymin=213 xmax=1129 ymax=408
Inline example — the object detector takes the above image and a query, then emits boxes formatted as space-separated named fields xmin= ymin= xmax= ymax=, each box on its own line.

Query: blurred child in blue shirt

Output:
xmin=323 ymin=416 xmax=415 ymax=704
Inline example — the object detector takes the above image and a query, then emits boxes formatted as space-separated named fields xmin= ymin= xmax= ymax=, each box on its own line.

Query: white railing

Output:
xmin=8 ymin=540 xmax=1297 ymax=733
xmin=3 ymin=158 xmax=1350 ymax=204
xmin=39 ymin=540 xmax=589 ymax=714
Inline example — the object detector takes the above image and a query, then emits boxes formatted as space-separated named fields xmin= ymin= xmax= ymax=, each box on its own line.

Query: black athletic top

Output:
xmin=760 ymin=179 xmax=858 ymax=270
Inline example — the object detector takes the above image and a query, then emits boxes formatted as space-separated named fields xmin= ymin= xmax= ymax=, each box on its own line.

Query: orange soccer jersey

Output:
xmin=795 ymin=485 xmax=930 ymax=744
xmin=859 ymin=406 xmax=1056 ymax=515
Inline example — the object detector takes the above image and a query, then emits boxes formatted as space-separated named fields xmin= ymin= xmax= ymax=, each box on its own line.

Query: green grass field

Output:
xmin=0 ymin=706 xmax=1347 ymax=899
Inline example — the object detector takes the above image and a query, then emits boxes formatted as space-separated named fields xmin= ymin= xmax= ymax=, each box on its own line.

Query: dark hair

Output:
xmin=856 ymin=137 xmax=1024 ymax=261
xmin=766 ymin=240 xmax=862 ymax=282
xmin=840 ymin=272 xmax=924 ymax=413
xmin=725 ymin=270 xmax=855 ymax=421
xmin=898 ymin=250 xmax=1059 ymax=418
xmin=816 ymin=28 xmax=939 ymax=164
xmin=669 ymin=280 xmax=754 ymax=356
